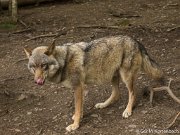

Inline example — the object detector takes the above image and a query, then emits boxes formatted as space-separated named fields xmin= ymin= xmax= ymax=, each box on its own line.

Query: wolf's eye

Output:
xmin=41 ymin=64 xmax=48 ymax=70
xmin=29 ymin=64 xmax=35 ymax=72
xmin=29 ymin=66 xmax=35 ymax=73
xmin=29 ymin=64 xmax=35 ymax=69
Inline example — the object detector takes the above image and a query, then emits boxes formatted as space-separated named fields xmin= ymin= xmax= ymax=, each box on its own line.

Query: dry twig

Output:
xmin=166 ymin=112 xmax=180 ymax=129
xmin=167 ymin=26 xmax=180 ymax=32
xmin=150 ymin=79 xmax=180 ymax=129
xmin=18 ymin=19 xmax=28 ymax=28
xmin=109 ymin=10 xmax=141 ymax=18
xmin=150 ymin=78 xmax=180 ymax=104
xmin=25 ymin=28 xmax=68 ymax=41
xmin=13 ymin=58 xmax=28 ymax=65
xmin=11 ymin=28 xmax=33 ymax=34
xmin=25 ymin=33 xmax=58 ymax=41
xmin=3 ymin=90 xmax=10 ymax=96
xmin=77 ymin=25 xmax=125 ymax=29
xmin=163 ymin=3 xmax=179 ymax=9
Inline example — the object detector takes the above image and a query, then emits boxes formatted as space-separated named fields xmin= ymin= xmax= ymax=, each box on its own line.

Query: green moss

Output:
xmin=0 ymin=23 xmax=16 ymax=30
xmin=115 ymin=19 xmax=130 ymax=26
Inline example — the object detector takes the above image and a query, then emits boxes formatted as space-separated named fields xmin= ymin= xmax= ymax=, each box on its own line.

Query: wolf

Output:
xmin=24 ymin=36 xmax=163 ymax=132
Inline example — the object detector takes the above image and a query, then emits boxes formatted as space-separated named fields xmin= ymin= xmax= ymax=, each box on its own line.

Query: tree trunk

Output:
xmin=11 ymin=0 xmax=18 ymax=23
xmin=8 ymin=0 xmax=12 ymax=14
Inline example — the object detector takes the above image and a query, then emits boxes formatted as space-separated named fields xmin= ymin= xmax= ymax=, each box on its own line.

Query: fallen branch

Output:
xmin=25 ymin=28 xmax=67 ymax=41
xmin=18 ymin=19 xmax=28 ymax=28
xmin=25 ymin=33 xmax=58 ymax=41
xmin=77 ymin=25 xmax=125 ymax=29
xmin=11 ymin=28 xmax=33 ymax=34
xmin=166 ymin=112 xmax=180 ymax=129
xmin=13 ymin=58 xmax=28 ymax=65
xmin=109 ymin=10 xmax=141 ymax=18
xmin=163 ymin=3 xmax=179 ymax=9
xmin=167 ymin=26 xmax=180 ymax=32
xmin=150 ymin=78 xmax=180 ymax=104
xmin=3 ymin=90 xmax=10 ymax=96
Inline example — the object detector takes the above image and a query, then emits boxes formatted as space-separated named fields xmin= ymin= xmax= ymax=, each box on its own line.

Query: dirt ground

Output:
xmin=0 ymin=0 xmax=180 ymax=135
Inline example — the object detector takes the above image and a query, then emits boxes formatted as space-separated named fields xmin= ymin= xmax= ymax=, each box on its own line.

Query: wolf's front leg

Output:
xmin=66 ymin=84 xmax=84 ymax=132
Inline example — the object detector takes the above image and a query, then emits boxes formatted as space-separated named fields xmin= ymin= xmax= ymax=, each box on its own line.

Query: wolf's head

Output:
xmin=24 ymin=40 xmax=60 ymax=85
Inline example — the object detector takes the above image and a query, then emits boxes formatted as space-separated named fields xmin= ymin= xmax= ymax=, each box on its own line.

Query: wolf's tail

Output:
xmin=139 ymin=43 xmax=164 ymax=80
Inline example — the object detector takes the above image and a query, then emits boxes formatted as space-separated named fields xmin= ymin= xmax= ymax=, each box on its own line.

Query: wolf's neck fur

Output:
xmin=46 ymin=45 xmax=69 ymax=84
xmin=56 ymin=45 xmax=69 ymax=80
xmin=51 ymin=44 xmax=85 ymax=87
xmin=54 ymin=46 xmax=68 ymax=62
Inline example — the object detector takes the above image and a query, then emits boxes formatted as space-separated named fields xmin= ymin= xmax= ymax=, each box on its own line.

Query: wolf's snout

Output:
xmin=35 ymin=78 xmax=44 ymax=85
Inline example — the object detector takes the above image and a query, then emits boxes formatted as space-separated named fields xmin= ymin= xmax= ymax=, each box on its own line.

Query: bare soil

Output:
xmin=0 ymin=0 xmax=179 ymax=135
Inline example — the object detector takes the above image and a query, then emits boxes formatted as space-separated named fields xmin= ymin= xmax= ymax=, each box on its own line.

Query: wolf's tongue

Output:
xmin=36 ymin=78 xmax=44 ymax=85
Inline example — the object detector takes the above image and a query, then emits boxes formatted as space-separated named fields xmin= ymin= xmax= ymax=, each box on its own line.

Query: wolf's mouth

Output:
xmin=35 ymin=78 xmax=45 ymax=85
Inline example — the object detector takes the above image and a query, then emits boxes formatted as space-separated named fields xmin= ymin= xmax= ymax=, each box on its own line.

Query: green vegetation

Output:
xmin=0 ymin=22 xmax=16 ymax=30
xmin=115 ymin=19 xmax=131 ymax=27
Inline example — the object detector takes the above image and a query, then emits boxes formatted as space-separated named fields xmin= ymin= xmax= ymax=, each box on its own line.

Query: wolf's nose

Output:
xmin=35 ymin=78 xmax=44 ymax=85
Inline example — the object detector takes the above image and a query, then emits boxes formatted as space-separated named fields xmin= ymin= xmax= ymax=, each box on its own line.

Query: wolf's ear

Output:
xmin=44 ymin=39 xmax=56 ymax=56
xmin=24 ymin=47 xmax=32 ymax=58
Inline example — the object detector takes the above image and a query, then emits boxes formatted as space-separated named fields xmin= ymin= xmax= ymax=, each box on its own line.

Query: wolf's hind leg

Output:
xmin=95 ymin=74 xmax=120 ymax=109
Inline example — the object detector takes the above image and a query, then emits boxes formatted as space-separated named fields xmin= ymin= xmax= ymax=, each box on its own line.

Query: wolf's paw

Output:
xmin=95 ymin=103 xmax=106 ymax=109
xmin=122 ymin=109 xmax=132 ymax=118
xmin=66 ymin=123 xmax=79 ymax=132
